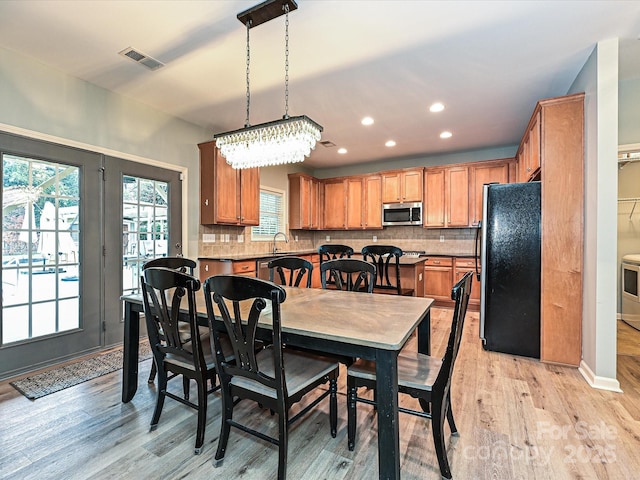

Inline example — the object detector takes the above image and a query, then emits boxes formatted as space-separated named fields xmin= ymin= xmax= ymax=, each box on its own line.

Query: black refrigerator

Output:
xmin=479 ymin=182 xmax=541 ymax=358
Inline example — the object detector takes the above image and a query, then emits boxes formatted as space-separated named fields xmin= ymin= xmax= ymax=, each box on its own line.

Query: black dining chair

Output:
xmin=203 ymin=275 xmax=340 ymax=480
xmin=142 ymin=256 xmax=198 ymax=386
xmin=346 ymin=271 xmax=473 ymax=480
xmin=268 ymin=256 xmax=313 ymax=288
xmin=361 ymin=245 xmax=413 ymax=296
xmin=320 ymin=258 xmax=375 ymax=293
xmin=141 ymin=266 xmax=231 ymax=455
xmin=318 ymin=244 xmax=354 ymax=287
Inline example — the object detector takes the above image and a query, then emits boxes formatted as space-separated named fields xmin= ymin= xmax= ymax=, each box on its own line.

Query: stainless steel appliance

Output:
xmin=382 ymin=202 xmax=422 ymax=226
xmin=621 ymin=254 xmax=640 ymax=331
xmin=479 ymin=182 xmax=541 ymax=358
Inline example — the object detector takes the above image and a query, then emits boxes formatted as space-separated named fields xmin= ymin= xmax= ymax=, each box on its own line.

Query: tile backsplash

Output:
xmin=199 ymin=224 xmax=477 ymax=257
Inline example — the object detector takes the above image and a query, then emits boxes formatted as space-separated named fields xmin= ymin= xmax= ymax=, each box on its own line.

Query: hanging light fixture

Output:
xmin=214 ymin=0 xmax=323 ymax=169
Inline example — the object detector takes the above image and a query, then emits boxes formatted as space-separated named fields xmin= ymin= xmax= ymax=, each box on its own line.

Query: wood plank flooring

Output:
xmin=2 ymin=310 xmax=640 ymax=479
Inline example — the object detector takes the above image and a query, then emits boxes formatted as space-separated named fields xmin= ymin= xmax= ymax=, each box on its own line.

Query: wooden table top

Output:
xmin=123 ymin=287 xmax=433 ymax=351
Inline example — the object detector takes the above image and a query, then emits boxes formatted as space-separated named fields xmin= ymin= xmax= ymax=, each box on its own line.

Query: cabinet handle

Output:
xmin=433 ymin=260 xmax=440 ymax=264
xmin=205 ymin=265 xmax=209 ymax=272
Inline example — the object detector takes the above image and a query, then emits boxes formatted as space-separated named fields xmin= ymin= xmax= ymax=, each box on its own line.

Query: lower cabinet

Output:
xmin=199 ymin=259 xmax=256 ymax=281
xmin=424 ymin=256 xmax=480 ymax=309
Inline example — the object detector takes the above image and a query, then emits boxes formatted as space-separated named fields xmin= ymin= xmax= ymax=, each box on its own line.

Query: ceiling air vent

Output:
xmin=320 ymin=141 xmax=336 ymax=148
xmin=118 ymin=47 xmax=164 ymax=71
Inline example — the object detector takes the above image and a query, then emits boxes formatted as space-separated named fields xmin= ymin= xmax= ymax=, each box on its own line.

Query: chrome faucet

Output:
xmin=272 ymin=231 xmax=289 ymax=255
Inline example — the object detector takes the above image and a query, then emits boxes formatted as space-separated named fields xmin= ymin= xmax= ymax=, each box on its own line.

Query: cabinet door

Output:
xmin=198 ymin=141 xmax=216 ymax=224
xmin=346 ymin=177 xmax=364 ymax=229
xmin=470 ymin=161 xmax=509 ymax=226
xmin=402 ymin=169 xmax=423 ymax=202
xmin=446 ymin=166 xmax=469 ymax=227
xmin=214 ymin=148 xmax=240 ymax=224
xmin=240 ymin=167 xmax=260 ymax=226
xmin=310 ymin=177 xmax=321 ymax=229
xmin=528 ymin=111 xmax=541 ymax=176
xmin=424 ymin=266 xmax=453 ymax=301
xmin=364 ymin=175 xmax=382 ymax=229
xmin=323 ymin=179 xmax=346 ymax=229
xmin=382 ymin=172 xmax=401 ymax=203
xmin=424 ymin=169 xmax=445 ymax=227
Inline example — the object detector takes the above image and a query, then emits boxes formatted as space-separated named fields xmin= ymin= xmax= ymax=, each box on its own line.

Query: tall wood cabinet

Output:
xmin=198 ymin=140 xmax=259 ymax=226
xmin=323 ymin=178 xmax=347 ymax=230
xmin=423 ymin=166 xmax=469 ymax=228
xmin=530 ymin=93 xmax=584 ymax=366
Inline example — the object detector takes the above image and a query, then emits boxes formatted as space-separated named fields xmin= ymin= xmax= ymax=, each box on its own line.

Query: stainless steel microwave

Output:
xmin=382 ymin=202 xmax=422 ymax=226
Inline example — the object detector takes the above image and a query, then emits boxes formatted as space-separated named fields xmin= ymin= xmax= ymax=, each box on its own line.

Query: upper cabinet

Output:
xmin=382 ymin=168 xmax=423 ymax=203
xmin=346 ymin=175 xmax=382 ymax=229
xmin=517 ymin=110 xmax=542 ymax=182
xmin=424 ymin=166 xmax=469 ymax=228
xmin=323 ymin=178 xmax=347 ymax=230
xmin=198 ymin=140 xmax=259 ymax=226
xmin=289 ymin=173 xmax=322 ymax=230
xmin=469 ymin=159 xmax=513 ymax=226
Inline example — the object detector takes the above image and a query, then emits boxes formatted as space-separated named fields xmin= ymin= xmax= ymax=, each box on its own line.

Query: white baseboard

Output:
xmin=578 ymin=360 xmax=622 ymax=392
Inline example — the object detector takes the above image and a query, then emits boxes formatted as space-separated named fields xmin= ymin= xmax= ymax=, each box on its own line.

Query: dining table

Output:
xmin=121 ymin=286 xmax=434 ymax=480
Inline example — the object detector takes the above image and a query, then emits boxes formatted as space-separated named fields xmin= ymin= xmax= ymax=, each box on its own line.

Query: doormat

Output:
xmin=10 ymin=341 xmax=153 ymax=400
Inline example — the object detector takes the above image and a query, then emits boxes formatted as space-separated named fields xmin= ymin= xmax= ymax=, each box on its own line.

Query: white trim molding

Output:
xmin=579 ymin=360 xmax=622 ymax=392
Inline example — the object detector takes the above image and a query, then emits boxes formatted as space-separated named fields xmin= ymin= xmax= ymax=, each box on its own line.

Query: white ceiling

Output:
xmin=1 ymin=1 xmax=639 ymax=169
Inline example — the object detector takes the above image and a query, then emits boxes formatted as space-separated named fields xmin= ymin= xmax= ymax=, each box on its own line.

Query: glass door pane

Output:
xmin=2 ymin=155 xmax=80 ymax=343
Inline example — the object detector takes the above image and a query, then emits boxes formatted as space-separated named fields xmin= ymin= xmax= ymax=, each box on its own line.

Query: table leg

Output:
xmin=121 ymin=301 xmax=140 ymax=403
xmin=375 ymin=349 xmax=400 ymax=480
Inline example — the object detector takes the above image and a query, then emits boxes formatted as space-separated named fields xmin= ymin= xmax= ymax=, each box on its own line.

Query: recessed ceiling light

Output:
xmin=440 ymin=131 xmax=452 ymax=139
xmin=361 ymin=117 xmax=374 ymax=126
xmin=430 ymin=102 xmax=445 ymax=113
xmin=385 ymin=140 xmax=396 ymax=147
xmin=338 ymin=148 xmax=348 ymax=154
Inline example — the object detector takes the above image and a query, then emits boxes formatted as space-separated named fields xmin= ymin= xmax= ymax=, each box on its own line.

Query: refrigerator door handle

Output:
xmin=474 ymin=221 xmax=482 ymax=281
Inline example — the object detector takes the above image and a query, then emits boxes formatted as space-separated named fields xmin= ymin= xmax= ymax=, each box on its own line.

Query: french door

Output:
xmin=0 ymin=134 xmax=182 ymax=378
xmin=0 ymin=133 xmax=102 ymax=378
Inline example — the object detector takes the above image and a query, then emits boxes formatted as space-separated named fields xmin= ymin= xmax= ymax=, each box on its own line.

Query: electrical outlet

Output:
xmin=440 ymin=235 xmax=445 ymax=242
xmin=237 ymin=234 xmax=244 ymax=243
xmin=225 ymin=234 xmax=230 ymax=243
xmin=202 ymin=233 xmax=216 ymax=243
xmin=326 ymin=235 xmax=330 ymax=242
xmin=295 ymin=235 xmax=298 ymax=242
xmin=373 ymin=235 xmax=377 ymax=242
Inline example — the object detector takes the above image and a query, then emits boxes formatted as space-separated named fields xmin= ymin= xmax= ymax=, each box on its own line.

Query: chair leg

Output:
xmin=183 ymin=376 xmax=190 ymax=400
xmin=347 ymin=377 xmax=357 ymax=451
xmin=277 ymin=408 xmax=288 ymax=480
xmin=150 ymin=367 xmax=167 ymax=430
xmin=148 ymin=360 xmax=157 ymax=383
xmin=431 ymin=395 xmax=452 ymax=480
xmin=329 ymin=376 xmax=338 ymax=438
xmin=214 ymin=389 xmax=233 ymax=467
xmin=446 ymin=391 xmax=458 ymax=436
xmin=194 ymin=378 xmax=207 ymax=455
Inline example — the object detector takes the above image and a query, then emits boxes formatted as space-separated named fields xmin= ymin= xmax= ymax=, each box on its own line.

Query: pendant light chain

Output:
xmin=245 ymin=20 xmax=251 ymax=128
xmin=284 ymin=3 xmax=290 ymax=119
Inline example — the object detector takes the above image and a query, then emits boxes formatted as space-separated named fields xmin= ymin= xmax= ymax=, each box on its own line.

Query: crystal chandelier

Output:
xmin=214 ymin=0 xmax=322 ymax=169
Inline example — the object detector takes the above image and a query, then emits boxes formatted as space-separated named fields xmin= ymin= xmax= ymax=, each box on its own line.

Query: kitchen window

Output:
xmin=251 ymin=187 xmax=285 ymax=241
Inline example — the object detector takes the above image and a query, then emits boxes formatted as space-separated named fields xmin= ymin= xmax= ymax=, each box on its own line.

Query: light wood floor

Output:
xmin=2 ymin=310 xmax=640 ymax=480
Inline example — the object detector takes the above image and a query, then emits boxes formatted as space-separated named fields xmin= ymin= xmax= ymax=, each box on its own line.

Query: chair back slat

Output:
xmin=268 ymin=256 xmax=313 ymax=288
xmin=320 ymin=258 xmax=375 ymax=293
xmin=361 ymin=245 xmax=403 ymax=294
xmin=204 ymin=275 xmax=288 ymax=393
xmin=141 ymin=267 xmax=204 ymax=369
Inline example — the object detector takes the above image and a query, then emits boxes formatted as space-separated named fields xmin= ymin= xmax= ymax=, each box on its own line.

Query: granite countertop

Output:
xmin=198 ymin=250 xmax=475 ymax=263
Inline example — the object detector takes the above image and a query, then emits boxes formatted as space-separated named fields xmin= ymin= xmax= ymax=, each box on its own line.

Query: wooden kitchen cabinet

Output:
xmin=289 ymin=173 xmax=321 ymax=230
xmin=323 ymin=178 xmax=347 ymax=229
xmin=346 ymin=175 xmax=382 ymax=229
xmin=454 ymin=257 xmax=480 ymax=307
xmin=199 ymin=259 xmax=256 ymax=282
xmin=198 ymin=141 xmax=259 ymax=226
xmin=469 ymin=159 xmax=513 ymax=226
xmin=424 ymin=166 xmax=469 ymax=227
xmin=517 ymin=110 xmax=541 ymax=182
xmin=423 ymin=256 xmax=453 ymax=303
xmin=382 ymin=168 xmax=423 ymax=203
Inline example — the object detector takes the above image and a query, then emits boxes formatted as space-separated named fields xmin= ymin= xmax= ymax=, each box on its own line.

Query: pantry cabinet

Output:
xmin=198 ymin=141 xmax=259 ymax=226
